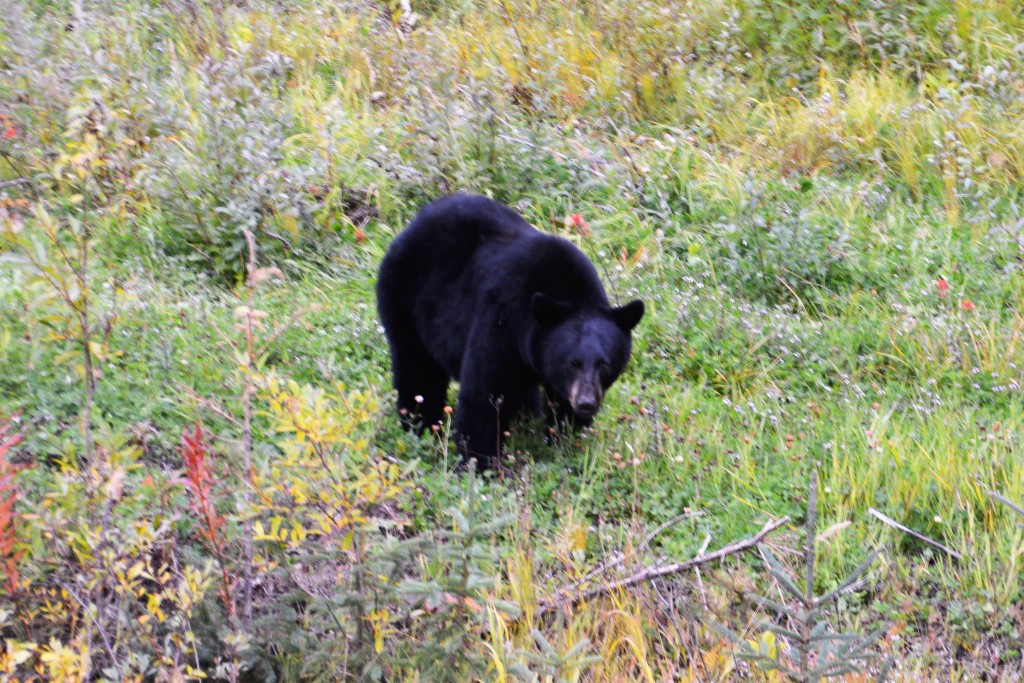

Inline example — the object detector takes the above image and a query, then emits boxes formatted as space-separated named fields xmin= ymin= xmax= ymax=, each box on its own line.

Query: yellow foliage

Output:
xmin=366 ymin=608 xmax=396 ymax=654
xmin=748 ymin=629 xmax=783 ymax=660
xmin=254 ymin=372 xmax=407 ymax=554
xmin=38 ymin=637 xmax=90 ymax=682
xmin=0 ymin=638 xmax=36 ymax=677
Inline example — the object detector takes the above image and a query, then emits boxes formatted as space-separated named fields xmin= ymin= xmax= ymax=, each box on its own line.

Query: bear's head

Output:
xmin=530 ymin=293 xmax=645 ymax=420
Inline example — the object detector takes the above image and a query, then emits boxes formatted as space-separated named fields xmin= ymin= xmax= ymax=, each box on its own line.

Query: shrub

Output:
xmin=139 ymin=46 xmax=327 ymax=284
xmin=715 ymin=184 xmax=854 ymax=305
xmin=0 ymin=423 xmax=216 ymax=681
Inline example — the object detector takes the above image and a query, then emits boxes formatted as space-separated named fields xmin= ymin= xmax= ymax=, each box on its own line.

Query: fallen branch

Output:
xmin=539 ymin=516 xmax=790 ymax=616
xmin=988 ymin=490 xmax=1024 ymax=518
xmin=564 ymin=510 xmax=703 ymax=596
xmin=867 ymin=507 xmax=964 ymax=560
xmin=263 ymin=230 xmax=293 ymax=250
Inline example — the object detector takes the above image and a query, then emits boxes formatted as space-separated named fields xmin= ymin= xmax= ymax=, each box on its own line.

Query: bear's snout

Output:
xmin=569 ymin=374 xmax=603 ymax=418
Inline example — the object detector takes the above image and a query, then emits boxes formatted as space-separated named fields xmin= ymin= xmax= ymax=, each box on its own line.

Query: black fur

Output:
xmin=376 ymin=194 xmax=644 ymax=469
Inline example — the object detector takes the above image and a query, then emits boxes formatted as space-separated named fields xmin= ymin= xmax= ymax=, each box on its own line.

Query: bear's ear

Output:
xmin=531 ymin=292 xmax=573 ymax=326
xmin=611 ymin=299 xmax=645 ymax=332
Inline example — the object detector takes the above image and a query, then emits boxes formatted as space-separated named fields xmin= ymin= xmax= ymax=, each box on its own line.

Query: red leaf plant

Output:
xmin=180 ymin=425 xmax=236 ymax=617
xmin=0 ymin=420 xmax=27 ymax=596
xmin=569 ymin=213 xmax=591 ymax=237
xmin=0 ymin=115 xmax=15 ymax=141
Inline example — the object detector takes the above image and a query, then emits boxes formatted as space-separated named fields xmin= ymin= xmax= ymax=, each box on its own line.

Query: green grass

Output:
xmin=1 ymin=0 xmax=1023 ymax=679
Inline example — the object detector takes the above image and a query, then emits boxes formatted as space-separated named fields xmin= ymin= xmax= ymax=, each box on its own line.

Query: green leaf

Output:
xmin=0 ymin=253 xmax=33 ymax=270
xmin=31 ymin=234 xmax=48 ymax=264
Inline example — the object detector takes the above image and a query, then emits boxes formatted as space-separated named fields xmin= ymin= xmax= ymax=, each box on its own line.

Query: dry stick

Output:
xmin=0 ymin=152 xmax=33 ymax=194
xmin=802 ymin=470 xmax=819 ymax=677
xmin=239 ymin=229 xmax=258 ymax=629
xmin=994 ymin=215 xmax=1024 ymax=251
xmin=867 ymin=508 xmax=964 ymax=560
xmin=79 ymin=192 xmax=112 ymax=537
xmin=774 ymin=274 xmax=809 ymax=318
xmin=694 ymin=533 xmax=712 ymax=612
xmin=540 ymin=516 xmax=791 ymax=616
xmin=178 ymin=384 xmax=244 ymax=429
xmin=988 ymin=490 xmax=1024 ymax=518
xmin=253 ymin=306 xmax=312 ymax=364
xmin=58 ymin=579 xmax=120 ymax=670
xmin=566 ymin=510 xmax=703 ymax=596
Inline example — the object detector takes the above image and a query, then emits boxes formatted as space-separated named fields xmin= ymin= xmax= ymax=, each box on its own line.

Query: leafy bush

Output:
xmin=736 ymin=0 xmax=1022 ymax=86
xmin=715 ymin=185 xmax=854 ymax=305
xmin=139 ymin=47 xmax=326 ymax=283
xmin=0 ymin=420 xmax=215 ymax=680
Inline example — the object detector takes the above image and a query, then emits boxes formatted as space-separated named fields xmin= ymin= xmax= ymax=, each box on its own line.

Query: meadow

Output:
xmin=0 ymin=0 xmax=1022 ymax=680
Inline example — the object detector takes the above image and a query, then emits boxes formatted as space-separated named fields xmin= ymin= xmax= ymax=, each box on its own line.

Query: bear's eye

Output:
xmin=597 ymin=360 xmax=609 ymax=372
xmin=570 ymin=359 xmax=583 ymax=370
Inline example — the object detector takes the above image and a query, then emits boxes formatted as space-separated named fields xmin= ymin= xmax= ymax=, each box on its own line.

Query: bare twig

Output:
xmin=58 ymin=580 xmax=120 ymax=670
xmin=0 ymin=151 xmax=35 ymax=195
xmin=540 ymin=516 xmax=790 ymax=615
xmin=176 ymin=383 xmax=244 ymax=429
xmin=239 ymin=228 xmax=257 ymax=629
xmin=992 ymin=215 xmax=1024 ymax=250
xmin=566 ymin=510 xmax=702 ymax=595
xmin=988 ymin=490 xmax=1024 ymax=518
xmin=774 ymin=273 xmax=809 ymax=317
xmin=802 ymin=470 xmax=818 ymax=675
xmin=254 ymin=306 xmax=315 ymax=360
xmin=694 ymin=533 xmax=711 ymax=611
xmin=80 ymin=192 xmax=96 ymax=474
xmin=867 ymin=507 xmax=964 ymax=560
xmin=263 ymin=230 xmax=292 ymax=250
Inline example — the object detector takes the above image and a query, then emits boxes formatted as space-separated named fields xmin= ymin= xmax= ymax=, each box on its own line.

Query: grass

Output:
xmin=1 ymin=0 xmax=1024 ymax=679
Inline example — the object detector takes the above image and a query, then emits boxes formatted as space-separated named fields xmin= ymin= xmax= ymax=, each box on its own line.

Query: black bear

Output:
xmin=376 ymin=194 xmax=644 ymax=469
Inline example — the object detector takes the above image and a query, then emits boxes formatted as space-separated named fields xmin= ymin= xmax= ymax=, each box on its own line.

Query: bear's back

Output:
xmin=380 ymin=194 xmax=607 ymax=306
xmin=378 ymin=195 xmax=535 ymax=295
xmin=403 ymin=194 xmax=532 ymax=253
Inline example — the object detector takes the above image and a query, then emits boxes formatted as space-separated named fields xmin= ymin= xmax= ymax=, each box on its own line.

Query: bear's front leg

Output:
xmin=387 ymin=336 xmax=450 ymax=434
xmin=454 ymin=343 xmax=531 ymax=470
xmin=453 ymin=391 xmax=508 ymax=470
